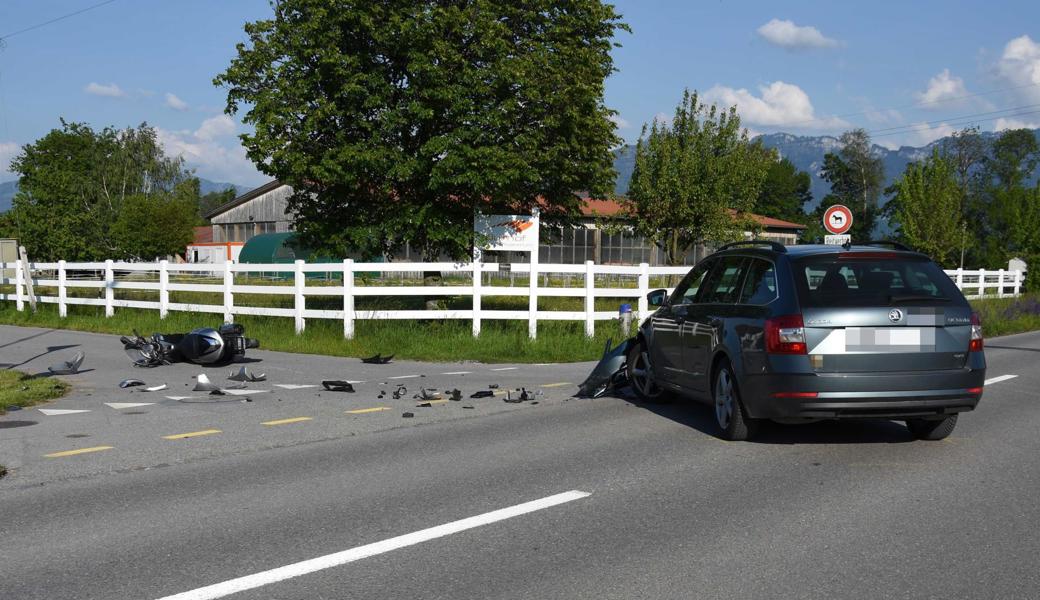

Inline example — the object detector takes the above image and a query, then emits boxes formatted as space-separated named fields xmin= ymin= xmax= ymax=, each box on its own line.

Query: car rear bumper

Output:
xmin=742 ymin=369 xmax=986 ymax=419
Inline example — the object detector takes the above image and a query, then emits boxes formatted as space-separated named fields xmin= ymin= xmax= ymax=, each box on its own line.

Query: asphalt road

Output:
xmin=2 ymin=326 xmax=1040 ymax=599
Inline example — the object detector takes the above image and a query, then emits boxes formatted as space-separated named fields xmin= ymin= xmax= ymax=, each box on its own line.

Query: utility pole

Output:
xmin=959 ymin=222 xmax=966 ymax=270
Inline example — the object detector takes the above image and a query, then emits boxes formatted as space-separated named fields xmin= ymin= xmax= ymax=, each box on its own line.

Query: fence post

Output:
xmin=57 ymin=260 xmax=67 ymax=318
xmin=294 ymin=259 xmax=305 ymax=334
xmin=584 ymin=260 xmax=595 ymax=338
xmin=955 ymin=268 xmax=963 ymax=292
xmin=159 ymin=259 xmax=169 ymax=319
xmin=343 ymin=259 xmax=354 ymax=339
xmin=978 ymin=268 xmax=986 ymax=298
xmin=638 ymin=262 xmax=649 ymax=320
xmin=528 ymin=254 xmax=539 ymax=339
xmin=1014 ymin=270 xmax=1023 ymax=296
xmin=997 ymin=268 xmax=1006 ymax=298
xmin=15 ymin=259 xmax=25 ymax=311
xmin=223 ymin=260 xmax=234 ymax=323
xmin=104 ymin=259 xmax=114 ymax=317
xmin=472 ymin=254 xmax=482 ymax=338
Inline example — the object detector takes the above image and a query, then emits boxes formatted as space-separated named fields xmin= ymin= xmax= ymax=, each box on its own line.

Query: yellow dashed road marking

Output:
xmin=163 ymin=429 xmax=222 ymax=440
xmin=262 ymin=417 xmax=313 ymax=426
xmin=539 ymin=382 xmax=573 ymax=388
xmin=45 ymin=446 xmax=113 ymax=458
xmin=346 ymin=407 xmax=391 ymax=414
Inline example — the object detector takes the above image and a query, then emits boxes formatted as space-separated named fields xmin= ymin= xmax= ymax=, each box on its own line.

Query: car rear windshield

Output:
xmin=792 ymin=253 xmax=964 ymax=307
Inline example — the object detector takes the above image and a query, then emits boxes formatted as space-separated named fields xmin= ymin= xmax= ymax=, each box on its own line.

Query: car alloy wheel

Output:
xmin=714 ymin=368 xmax=735 ymax=429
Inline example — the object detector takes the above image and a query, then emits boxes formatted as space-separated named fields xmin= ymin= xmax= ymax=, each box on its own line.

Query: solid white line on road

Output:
xmin=985 ymin=374 xmax=1018 ymax=385
xmin=441 ymin=371 xmax=472 ymax=375
xmin=154 ymin=490 xmax=591 ymax=600
xmin=388 ymin=375 xmax=420 ymax=380
xmin=490 ymin=367 xmax=518 ymax=371
xmin=38 ymin=409 xmax=90 ymax=416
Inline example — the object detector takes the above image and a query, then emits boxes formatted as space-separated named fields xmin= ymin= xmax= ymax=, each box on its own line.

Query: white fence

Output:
xmin=0 ymin=260 xmax=1025 ymax=339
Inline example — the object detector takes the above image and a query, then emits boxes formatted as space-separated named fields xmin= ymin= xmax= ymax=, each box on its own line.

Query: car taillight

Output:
xmin=766 ymin=314 xmax=807 ymax=355
xmin=969 ymin=312 xmax=983 ymax=352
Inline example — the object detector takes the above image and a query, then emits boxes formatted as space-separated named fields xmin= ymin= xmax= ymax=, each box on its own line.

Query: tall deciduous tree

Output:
xmin=215 ymin=0 xmax=627 ymax=261
xmin=888 ymin=149 xmax=963 ymax=265
xmin=9 ymin=121 xmax=199 ymax=261
xmin=626 ymin=90 xmax=774 ymax=265
xmin=755 ymin=157 xmax=813 ymax=224
xmin=820 ymin=128 xmax=884 ymax=240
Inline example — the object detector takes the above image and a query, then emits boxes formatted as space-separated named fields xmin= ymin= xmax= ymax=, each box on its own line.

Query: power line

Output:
xmin=870 ymin=108 xmax=1040 ymax=139
xmin=867 ymin=103 xmax=1040 ymax=136
xmin=0 ymin=0 xmax=119 ymax=42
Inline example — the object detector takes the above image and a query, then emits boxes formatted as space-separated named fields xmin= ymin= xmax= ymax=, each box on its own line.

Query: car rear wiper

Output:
xmin=888 ymin=294 xmax=950 ymax=304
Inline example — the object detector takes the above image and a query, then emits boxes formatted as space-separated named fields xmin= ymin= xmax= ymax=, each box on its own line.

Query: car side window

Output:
xmin=739 ymin=258 xmax=778 ymax=305
xmin=670 ymin=260 xmax=714 ymax=306
xmin=700 ymin=256 xmax=748 ymax=304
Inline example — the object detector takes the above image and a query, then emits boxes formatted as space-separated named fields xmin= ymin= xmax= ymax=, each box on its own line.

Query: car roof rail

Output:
xmin=860 ymin=240 xmax=911 ymax=251
xmin=715 ymin=240 xmax=788 ymax=253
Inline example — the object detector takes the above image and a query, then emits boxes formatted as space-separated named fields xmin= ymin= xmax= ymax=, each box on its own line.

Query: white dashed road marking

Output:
xmin=274 ymin=384 xmax=319 ymax=390
xmin=105 ymin=402 xmax=155 ymax=409
xmin=155 ymin=490 xmax=590 ymax=600
xmin=490 ymin=367 xmax=518 ymax=371
xmin=441 ymin=371 xmax=471 ymax=375
xmin=985 ymin=374 xmax=1018 ymax=385
xmin=388 ymin=375 xmax=420 ymax=380
xmin=38 ymin=409 xmax=90 ymax=416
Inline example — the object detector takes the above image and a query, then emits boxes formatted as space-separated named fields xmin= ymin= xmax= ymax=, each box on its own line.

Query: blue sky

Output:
xmin=1 ymin=0 xmax=1039 ymax=186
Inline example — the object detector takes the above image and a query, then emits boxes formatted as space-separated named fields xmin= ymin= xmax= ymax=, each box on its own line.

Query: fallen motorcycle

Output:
xmin=121 ymin=323 xmax=260 ymax=367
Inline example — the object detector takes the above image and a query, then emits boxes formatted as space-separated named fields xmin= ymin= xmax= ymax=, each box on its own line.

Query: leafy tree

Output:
xmin=200 ymin=187 xmax=237 ymax=218
xmin=820 ymin=128 xmax=884 ymax=240
xmin=887 ymin=149 xmax=963 ymax=265
xmin=942 ymin=126 xmax=987 ymax=215
xmin=985 ymin=128 xmax=1039 ymax=192
xmin=8 ymin=121 xmax=198 ymax=261
xmin=755 ymin=157 xmax=812 ymax=224
xmin=111 ymin=180 xmax=201 ymax=260
xmin=970 ymin=129 xmax=1040 ymax=269
xmin=626 ymin=90 xmax=774 ymax=265
xmin=215 ymin=0 xmax=627 ymax=261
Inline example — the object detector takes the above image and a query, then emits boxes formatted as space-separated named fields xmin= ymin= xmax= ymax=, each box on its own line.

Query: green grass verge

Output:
xmin=971 ymin=292 xmax=1040 ymax=338
xmin=0 ymin=368 xmax=69 ymax=414
xmin=0 ymin=302 xmax=629 ymax=363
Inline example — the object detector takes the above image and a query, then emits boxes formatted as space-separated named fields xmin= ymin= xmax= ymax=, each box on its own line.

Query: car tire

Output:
xmin=712 ymin=361 xmax=759 ymax=441
xmin=626 ymin=340 xmax=668 ymax=403
xmin=906 ymin=414 xmax=958 ymax=441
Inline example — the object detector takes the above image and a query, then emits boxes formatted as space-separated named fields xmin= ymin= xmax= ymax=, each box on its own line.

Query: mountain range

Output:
xmin=0 ymin=178 xmax=250 ymax=213
xmin=613 ymin=128 xmax=1040 ymax=212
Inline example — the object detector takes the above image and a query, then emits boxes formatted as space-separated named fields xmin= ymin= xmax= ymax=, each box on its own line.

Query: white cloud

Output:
xmin=898 ymin=121 xmax=956 ymax=147
xmin=994 ymin=117 xmax=1040 ymax=131
xmin=608 ymin=114 xmax=630 ymax=129
xmin=0 ymin=141 xmax=20 ymax=180
xmin=84 ymin=82 xmax=125 ymax=98
xmin=702 ymin=81 xmax=848 ymax=129
xmin=864 ymin=107 xmax=903 ymax=124
xmin=996 ymin=35 xmax=1040 ymax=101
xmin=756 ymin=19 xmax=839 ymax=50
xmin=164 ymin=92 xmax=189 ymax=111
xmin=157 ymin=116 xmax=265 ymax=186
xmin=915 ymin=69 xmax=969 ymax=107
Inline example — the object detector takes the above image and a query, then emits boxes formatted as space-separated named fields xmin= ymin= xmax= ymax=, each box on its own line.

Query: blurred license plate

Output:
xmin=845 ymin=327 xmax=922 ymax=350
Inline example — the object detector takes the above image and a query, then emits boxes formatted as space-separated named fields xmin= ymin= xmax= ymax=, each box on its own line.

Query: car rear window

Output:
xmin=793 ymin=254 xmax=963 ymax=307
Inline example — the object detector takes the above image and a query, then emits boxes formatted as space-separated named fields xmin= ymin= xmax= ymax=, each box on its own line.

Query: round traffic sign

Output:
xmin=823 ymin=204 xmax=853 ymax=235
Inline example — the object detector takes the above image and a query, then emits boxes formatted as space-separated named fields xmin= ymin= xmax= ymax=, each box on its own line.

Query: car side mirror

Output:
xmin=647 ymin=289 xmax=668 ymax=307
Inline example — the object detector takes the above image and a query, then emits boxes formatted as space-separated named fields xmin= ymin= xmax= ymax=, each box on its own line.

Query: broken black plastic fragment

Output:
xmin=402 ymin=412 xmax=414 ymax=418
xmin=228 ymin=366 xmax=266 ymax=382
xmin=448 ymin=389 xmax=462 ymax=402
xmin=322 ymin=380 xmax=356 ymax=392
xmin=361 ymin=354 xmax=394 ymax=364
xmin=48 ymin=351 xmax=85 ymax=375
xmin=469 ymin=390 xmax=494 ymax=399
xmin=119 ymin=379 xmax=146 ymax=389
xmin=577 ymin=337 xmax=633 ymax=398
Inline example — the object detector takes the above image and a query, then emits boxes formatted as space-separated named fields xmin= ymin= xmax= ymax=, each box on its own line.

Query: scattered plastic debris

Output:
xmin=228 ymin=366 xmax=266 ymax=382
xmin=462 ymin=405 xmax=474 ymax=409
xmin=505 ymin=388 xmax=543 ymax=403
xmin=119 ymin=379 xmax=146 ymax=389
xmin=192 ymin=374 xmax=222 ymax=392
xmin=48 ymin=351 xmax=85 ymax=375
xmin=392 ymin=385 xmax=408 ymax=400
xmin=488 ymin=384 xmax=499 ymax=389
xmin=322 ymin=380 xmax=356 ymax=392
xmin=448 ymin=389 xmax=462 ymax=402
xmin=402 ymin=412 xmax=414 ymax=418
xmin=417 ymin=402 xmax=433 ymax=407
xmin=470 ymin=390 xmax=494 ymax=399
xmin=361 ymin=354 xmax=394 ymax=364
xmin=414 ymin=388 xmax=442 ymax=401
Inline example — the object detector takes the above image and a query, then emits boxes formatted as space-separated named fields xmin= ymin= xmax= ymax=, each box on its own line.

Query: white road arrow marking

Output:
xmin=105 ymin=402 xmax=155 ymax=409
xmin=38 ymin=409 xmax=90 ymax=416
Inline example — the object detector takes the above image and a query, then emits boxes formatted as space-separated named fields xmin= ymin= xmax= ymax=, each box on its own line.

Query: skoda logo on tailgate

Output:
xmin=888 ymin=308 xmax=904 ymax=323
